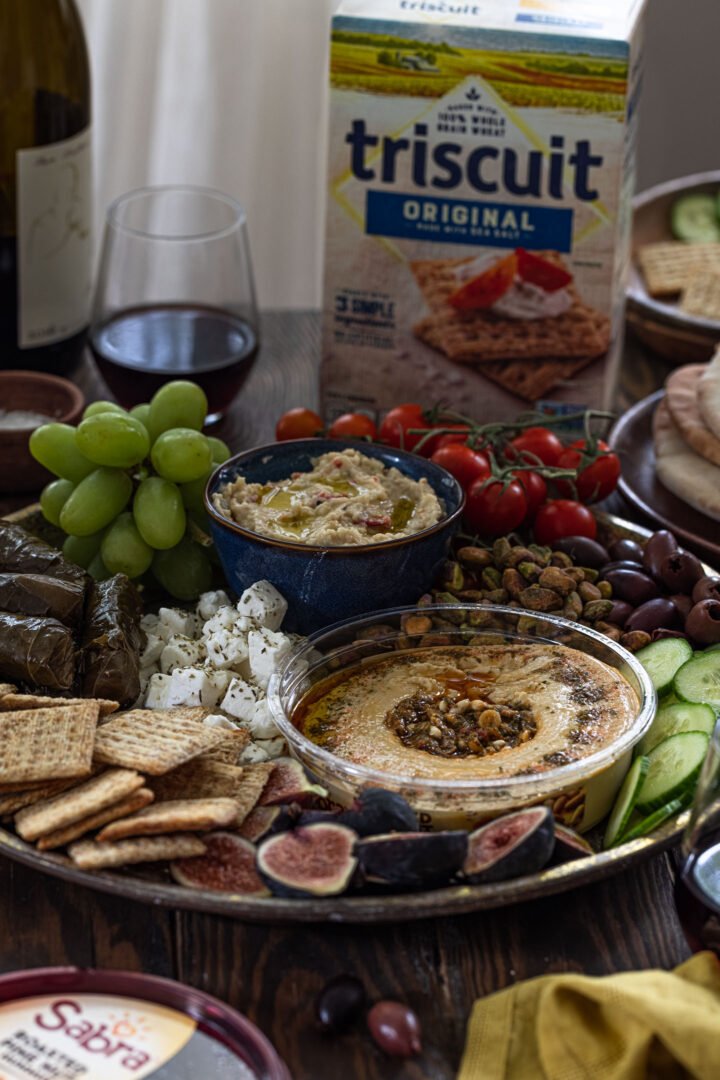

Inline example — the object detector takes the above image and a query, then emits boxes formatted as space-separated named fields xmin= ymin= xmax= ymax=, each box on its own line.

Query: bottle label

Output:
xmin=16 ymin=126 xmax=92 ymax=349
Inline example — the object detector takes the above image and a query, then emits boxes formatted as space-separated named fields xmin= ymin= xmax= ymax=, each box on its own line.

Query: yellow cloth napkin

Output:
xmin=458 ymin=952 xmax=720 ymax=1080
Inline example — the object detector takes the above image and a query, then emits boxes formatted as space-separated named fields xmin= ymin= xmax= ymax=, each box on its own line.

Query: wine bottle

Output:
xmin=0 ymin=0 xmax=92 ymax=373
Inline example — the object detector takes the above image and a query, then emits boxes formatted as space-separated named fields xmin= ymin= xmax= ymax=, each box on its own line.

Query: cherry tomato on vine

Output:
xmin=328 ymin=412 xmax=377 ymax=440
xmin=378 ymin=404 xmax=427 ymax=452
xmin=512 ymin=469 xmax=547 ymax=516
xmin=464 ymin=478 xmax=528 ymax=538
xmin=276 ymin=408 xmax=323 ymax=441
xmin=507 ymin=426 xmax=564 ymax=467
xmin=556 ymin=439 xmax=621 ymax=503
xmin=433 ymin=429 xmax=472 ymax=451
xmin=430 ymin=444 xmax=491 ymax=491
xmin=533 ymin=499 xmax=597 ymax=544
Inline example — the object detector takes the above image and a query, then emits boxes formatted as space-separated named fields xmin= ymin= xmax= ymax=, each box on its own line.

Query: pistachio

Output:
xmin=465 ymin=608 xmax=498 ymax=628
xmin=538 ymin=566 xmax=576 ymax=595
xmin=506 ymin=546 xmax=537 ymax=568
xmin=518 ymin=584 xmax=564 ymax=612
xmin=595 ymin=620 xmax=621 ymax=641
xmin=457 ymin=589 xmax=485 ymax=603
xmin=597 ymin=580 xmax=613 ymax=599
xmin=579 ymin=566 xmax=599 ymax=583
xmin=456 ymin=546 xmax=493 ymax=569
xmin=517 ymin=560 xmax=541 ymax=582
xmin=481 ymin=566 xmax=502 ymax=590
xmin=527 ymin=544 xmax=552 ymax=565
xmin=492 ymin=537 xmax=513 ymax=563
xmin=401 ymin=614 xmax=433 ymax=637
xmin=620 ymin=629 xmax=652 ymax=652
xmin=502 ymin=567 xmax=525 ymax=599
xmin=550 ymin=550 xmax=573 ymax=568
xmin=563 ymin=567 xmax=586 ymax=584
xmin=356 ymin=624 xmax=396 ymax=641
xmin=419 ymin=632 xmax=452 ymax=647
xmin=563 ymin=590 xmax=584 ymax=619
xmin=437 ymin=560 xmax=465 ymax=592
xmin=578 ymin=580 xmax=602 ymax=602
xmin=582 ymin=599 xmax=614 ymax=621
xmin=483 ymin=588 xmax=509 ymax=605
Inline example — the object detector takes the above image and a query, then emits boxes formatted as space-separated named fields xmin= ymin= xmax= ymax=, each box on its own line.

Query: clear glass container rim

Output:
xmin=106 ymin=184 xmax=247 ymax=243
xmin=268 ymin=603 xmax=657 ymax=796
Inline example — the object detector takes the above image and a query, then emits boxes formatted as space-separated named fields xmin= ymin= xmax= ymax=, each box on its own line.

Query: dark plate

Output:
xmin=610 ymin=391 xmax=720 ymax=564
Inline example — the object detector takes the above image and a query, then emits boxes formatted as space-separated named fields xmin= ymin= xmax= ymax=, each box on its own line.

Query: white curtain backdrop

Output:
xmin=76 ymin=0 xmax=337 ymax=310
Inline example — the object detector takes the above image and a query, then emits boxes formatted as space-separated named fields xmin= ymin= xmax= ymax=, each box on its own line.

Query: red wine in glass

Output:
xmin=90 ymin=302 xmax=258 ymax=420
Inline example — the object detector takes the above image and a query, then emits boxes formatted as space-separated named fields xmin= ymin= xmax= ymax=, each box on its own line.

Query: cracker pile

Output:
xmin=0 ymin=687 xmax=276 ymax=873
xmin=637 ymin=240 xmax=720 ymax=316
xmin=652 ymin=350 xmax=720 ymax=522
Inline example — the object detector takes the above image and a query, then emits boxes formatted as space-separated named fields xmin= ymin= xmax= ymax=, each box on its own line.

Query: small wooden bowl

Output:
xmin=627 ymin=170 xmax=720 ymax=363
xmin=0 ymin=371 xmax=85 ymax=494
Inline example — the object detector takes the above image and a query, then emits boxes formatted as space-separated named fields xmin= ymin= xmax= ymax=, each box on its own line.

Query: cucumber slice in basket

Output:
xmin=634 ymin=637 xmax=693 ymax=697
xmin=636 ymin=701 xmax=717 ymax=757
xmin=673 ymin=651 xmax=720 ymax=707
xmin=671 ymin=193 xmax=720 ymax=242
xmin=603 ymin=755 xmax=649 ymax=849
xmin=616 ymin=797 xmax=688 ymax=845
xmin=635 ymin=731 xmax=710 ymax=812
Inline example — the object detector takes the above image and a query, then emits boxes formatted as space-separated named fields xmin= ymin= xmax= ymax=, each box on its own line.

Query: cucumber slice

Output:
xmin=603 ymin=755 xmax=649 ymax=849
xmin=671 ymin=193 xmax=720 ymax=242
xmin=635 ymin=637 xmax=693 ymax=697
xmin=635 ymin=730 xmax=710 ymax=811
xmin=674 ymin=651 xmax=720 ymax=707
xmin=637 ymin=701 xmax=717 ymax=757
xmin=616 ymin=797 xmax=688 ymax=844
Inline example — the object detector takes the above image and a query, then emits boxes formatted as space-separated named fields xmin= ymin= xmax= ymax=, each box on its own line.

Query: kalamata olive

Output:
xmin=601 ymin=560 xmax=646 ymax=574
xmin=657 ymin=551 xmax=705 ymax=593
xmin=685 ymin=600 xmax=720 ymax=645
xmin=642 ymin=530 xmax=679 ymax=580
xmin=606 ymin=600 xmax=634 ymax=628
xmin=670 ymin=594 xmax=693 ymax=621
xmin=624 ymin=598 xmax=679 ymax=634
xmin=693 ymin=576 xmax=720 ymax=605
xmin=367 ymin=1001 xmax=422 ymax=1058
xmin=651 ymin=628 xmax=689 ymax=643
xmin=551 ymin=536 xmax=609 ymax=569
xmin=602 ymin=569 xmax=660 ymax=605
xmin=608 ymin=538 xmax=645 ymax=563
xmin=315 ymin=975 xmax=367 ymax=1032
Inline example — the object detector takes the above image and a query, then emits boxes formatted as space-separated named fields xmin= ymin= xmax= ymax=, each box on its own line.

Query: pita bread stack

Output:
xmin=653 ymin=350 xmax=720 ymax=523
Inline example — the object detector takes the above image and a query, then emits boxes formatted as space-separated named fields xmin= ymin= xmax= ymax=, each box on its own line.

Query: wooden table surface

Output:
xmin=0 ymin=313 xmax=691 ymax=1079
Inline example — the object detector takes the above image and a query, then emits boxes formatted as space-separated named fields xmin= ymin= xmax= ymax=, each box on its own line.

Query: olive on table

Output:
xmin=657 ymin=551 xmax=704 ymax=593
xmin=602 ymin=560 xmax=647 ymax=573
xmin=551 ymin=536 xmax=609 ymax=569
xmin=602 ymin=568 xmax=660 ymax=605
xmin=685 ymin=600 xmax=720 ymax=645
xmin=315 ymin=975 xmax=367 ymax=1032
xmin=367 ymin=1001 xmax=422 ymax=1058
xmin=693 ymin=576 xmax=720 ymax=605
xmin=606 ymin=600 xmax=634 ymax=628
xmin=608 ymin=538 xmax=645 ymax=563
xmin=642 ymin=530 xmax=679 ymax=581
xmin=624 ymin=597 xmax=679 ymax=634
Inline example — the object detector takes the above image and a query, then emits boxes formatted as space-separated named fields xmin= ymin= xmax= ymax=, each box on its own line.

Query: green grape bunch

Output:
xmin=30 ymin=381 xmax=231 ymax=600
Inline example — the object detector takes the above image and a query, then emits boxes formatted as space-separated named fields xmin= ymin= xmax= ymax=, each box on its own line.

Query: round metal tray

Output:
xmin=0 ymin=513 xmax=703 ymax=923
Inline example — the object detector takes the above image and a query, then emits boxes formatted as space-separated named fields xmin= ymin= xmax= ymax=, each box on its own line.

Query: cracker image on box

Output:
xmin=321 ymin=0 xmax=646 ymax=420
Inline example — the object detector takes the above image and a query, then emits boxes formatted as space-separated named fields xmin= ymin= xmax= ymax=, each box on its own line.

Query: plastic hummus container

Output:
xmin=0 ymin=968 xmax=291 ymax=1080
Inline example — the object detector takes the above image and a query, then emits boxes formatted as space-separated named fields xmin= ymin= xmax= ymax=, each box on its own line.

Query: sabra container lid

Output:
xmin=0 ymin=968 xmax=291 ymax=1080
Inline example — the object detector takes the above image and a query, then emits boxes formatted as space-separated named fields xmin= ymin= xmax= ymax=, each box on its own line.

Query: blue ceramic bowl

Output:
xmin=205 ymin=438 xmax=465 ymax=633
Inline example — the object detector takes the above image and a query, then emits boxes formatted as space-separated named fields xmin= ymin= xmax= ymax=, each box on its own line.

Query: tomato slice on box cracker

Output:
xmin=516 ymin=249 xmax=572 ymax=293
xmin=447 ymin=253 xmax=517 ymax=311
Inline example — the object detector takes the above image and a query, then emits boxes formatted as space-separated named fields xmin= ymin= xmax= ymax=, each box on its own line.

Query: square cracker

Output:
xmin=0 ymin=780 xmax=79 ymax=819
xmin=680 ymin=269 xmax=720 ymax=319
xmin=93 ymin=708 xmax=226 ymax=775
xmin=37 ymin=788 xmax=155 ymax=851
xmin=96 ymin=797 xmax=240 ymax=841
xmin=0 ymin=694 xmax=119 ymax=718
xmin=196 ymin=729 xmax=250 ymax=766
xmin=69 ymin=834 xmax=206 ymax=870
xmin=151 ymin=760 xmax=273 ymax=825
xmin=15 ymin=768 xmax=146 ymax=841
xmin=636 ymin=241 xmax=720 ymax=297
xmin=0 ymin=703 xmax=99 ymax=785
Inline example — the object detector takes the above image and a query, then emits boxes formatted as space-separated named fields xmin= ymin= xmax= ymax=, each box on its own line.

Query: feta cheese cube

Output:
xmin=158 ymin=607 xmax=199 ymax=640
xmin=203 ymin=713 xmax=240 ymax=730
xmin=248 ymin=699 xmax=280 ymax=740
xmin=144 ymin=672 xmax=173 ymax=709
xmin=196 ymin=590 xmax=232 ymax=621
xmin=247 ymin=628 xmax=293 ymax=689
xmin=201 ymin=608 xmax=239 ymax=638
xmin=160 ymin=635 xmax=203 ymax=674
xmin=220 ymin=677 xmax=258 ymax=722
xmin=140 ymin=613 xmax=160 ymax=633
xmin=166 ymin=667 xmax=206 ymax=707
xmin=254 ymin=736 xmax=287 ymax=759
xmin=140 ymin=632 xmax=164 ymax=668
xmin=236 ymin=581 xmax=288 ymax=631
xmin=239 ymin=742 xmax=271 ymax=763
xmin=201 ymin=669 xmax=234 ymax=707
xmin=204 ymin=628 xmax=249 ymax=671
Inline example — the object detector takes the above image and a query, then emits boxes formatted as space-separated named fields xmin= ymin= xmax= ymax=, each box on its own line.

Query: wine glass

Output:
xmin=675 ymin=718 xmax=720 ymax=954
xmin=89 ymin=185 xmax=259 ymax=424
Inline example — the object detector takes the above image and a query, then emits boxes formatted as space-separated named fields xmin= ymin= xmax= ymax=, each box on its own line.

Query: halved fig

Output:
xmin=338 ymin=788 xmax=418 ymax=837
xmin=462 ymin=807 xmax=554 ymax=884
xmin=170 ymin=832 xmax=269 ymax=896
xmin=550 ymin=823 xmax=594 ymax=864
xmin=257 ymin=823 xmax=358 ymax=897
xmin=238 ymin=805 xmax=282 ymax=843
xmin=258 ymin=757 xmax=328 ymax=807
xmin=355 ymin=831 xmax=467 ymax=889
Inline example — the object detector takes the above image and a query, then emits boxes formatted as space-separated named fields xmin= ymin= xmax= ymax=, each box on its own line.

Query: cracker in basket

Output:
xmin=151 ymin=760 xmax=273 ymax=825
xmin=680 ymin=269 xmax=720 ymax=319
xmin=636 ymin=241 xmax=720 ymax=297
xmin=37 ymin=788 xmax=155 ymax=851
xmin=0 ymin=703 xmax=99 ymax=785
xmin=15 ymin=769 xmax=146 ymax=841
xmin=96 ymin=797 xmax=240 ymax=842
xmin=0 ymin=780 xmax=79 ymax=818
xmin=93 ymin=708 xmax=226 ymax=775
xmin=69 ymin=834 xmax=207 ymax=870
xmin=196 ymin=729 xmax=250 ymax=765
xmin=0 ymin=694 xmax=119 ymax=718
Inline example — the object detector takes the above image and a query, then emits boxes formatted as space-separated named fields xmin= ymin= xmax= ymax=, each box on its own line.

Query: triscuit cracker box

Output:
xmin=321 ymin=0 xmax=646 ymax=422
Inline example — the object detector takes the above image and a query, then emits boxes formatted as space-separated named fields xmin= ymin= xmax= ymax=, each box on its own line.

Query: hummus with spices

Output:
xmin=213 ymin=448 xmax=444 ymax=546
xmin=295 ymin=644 xmax=638 ymax=781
